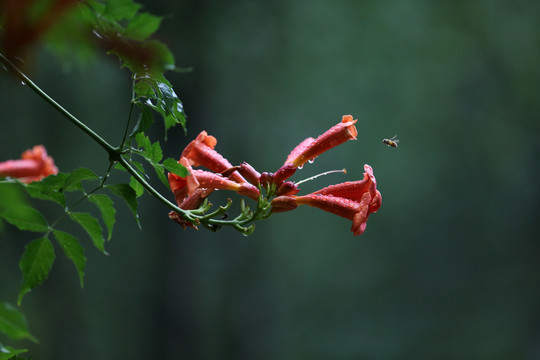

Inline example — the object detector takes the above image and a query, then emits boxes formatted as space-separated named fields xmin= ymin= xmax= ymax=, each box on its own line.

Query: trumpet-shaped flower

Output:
xmin=182 ymin=131 xmax=246 ymax=183
xmin=284 ymin=115 xmax=358 ymax=168
xmin=271 ymin=164 xmax=381 ymax=236
xmin=168 ymin=188 xmax=214 ymax=229
xmin=168 ymin=157 xmax=260 ymax=203
xmin=0 ymin=145 xmax=58 ymax=183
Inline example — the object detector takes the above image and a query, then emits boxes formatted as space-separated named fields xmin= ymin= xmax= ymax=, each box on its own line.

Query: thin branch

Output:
xmin=0 ymin=52 xmax=115 ymax=153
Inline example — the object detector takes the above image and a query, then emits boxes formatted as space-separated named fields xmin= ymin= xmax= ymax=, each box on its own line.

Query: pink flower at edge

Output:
xmin=271 ymin=164 xmax=381 ymax=236
xmin=0 ymin=145 xmax=58 ymax=183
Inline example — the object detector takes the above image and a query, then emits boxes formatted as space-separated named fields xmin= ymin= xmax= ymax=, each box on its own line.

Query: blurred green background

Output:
xmin=2 ymin=1 xmax=540 ymax=359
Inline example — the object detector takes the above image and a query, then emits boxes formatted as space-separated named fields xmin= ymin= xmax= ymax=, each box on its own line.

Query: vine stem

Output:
xmin=0 ymin=52 xmax=186 ymax=216
xmin=0 ymin=52 xmax=115 ymax=153
xmin=0 ymin=52 xmax=258 ymax=232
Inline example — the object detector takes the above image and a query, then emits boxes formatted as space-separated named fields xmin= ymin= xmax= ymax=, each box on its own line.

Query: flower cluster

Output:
xmin=168 ymin=115 xmax=381 ymax=236
xmin=0 ymin=145 xmax=58 ymax=183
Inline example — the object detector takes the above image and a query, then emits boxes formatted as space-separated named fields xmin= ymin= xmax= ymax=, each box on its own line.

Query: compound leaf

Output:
xmin=18 ymin=237 xmax=56 ymax=305
xmin=88 ymin=194 xmax=116 ymax=241
xmin=105 ymin=184 xmax=139 ymax=227
xmin=64 ymin=168 xmax=99 ymax=191
xmin=0 ymin=303 xmax=37 ymax=342
xmin=53 ymin=230 xmax=86 ymax=288
xmin=69 ymin=212 xmax=106 ymax=254
xmin=0 ymin=206 xmax=49 ymax=233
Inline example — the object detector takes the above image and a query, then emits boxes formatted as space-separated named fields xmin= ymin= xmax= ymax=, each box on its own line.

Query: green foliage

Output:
xmin=18 ymin=238 xmax=56 ymax=305
xmin=106 ymin=184 xmax=139 ymax=227
xmin=0 ymin=303 xmax=37 ymax=342
xmin=88 ymin=194 xmax=116 ymax=241
xmin=63 ymin=168 xmax=99 ymax=192
xmin=69 ymin=212 xmax=105 ymax=254
xmin=0 ymin=206 xmax=49 ymax=233
xmin=0 ymin=344 xmax=28 ymax=360
xmin=53 ymin=230 xmax=86 ymax=288
xmin=133 ymin=75 xmax=187 ymax=135
xmin=24 ymin=174 xmax=67 ymax=207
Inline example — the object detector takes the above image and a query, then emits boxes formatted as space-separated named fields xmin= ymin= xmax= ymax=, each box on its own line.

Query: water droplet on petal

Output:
xmin=298 ymin=164 xmax=303 ymax=170
xmin=308 ymin=159 xmax=315 ymax=164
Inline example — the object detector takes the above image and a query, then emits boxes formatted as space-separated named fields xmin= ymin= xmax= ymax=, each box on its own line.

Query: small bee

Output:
xmin=382 ymin=135 xmax=399 ymax=148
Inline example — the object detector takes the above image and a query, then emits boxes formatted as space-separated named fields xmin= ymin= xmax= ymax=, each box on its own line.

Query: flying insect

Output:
xmin=382 ymin=135 xmax=399 ymax=148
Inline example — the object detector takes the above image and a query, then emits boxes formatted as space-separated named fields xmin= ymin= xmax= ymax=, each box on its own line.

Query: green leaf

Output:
xmin=134 ymin=76 xmax=186 ymax=134
xmin=129 ymin=176 xmax=144 ymax=197
xmin=129 ymin=104 xmax=154 ymax=136
xmin=125 ymin=12 xmax=162 ymax=41
xmin=0 ymin=344 xmax=28 ymax=360
xmin=0 ymin=303 xmax=37 ymax=342
xmin=53 ymin=230 xmax=86 ymax=288
xmin=0 ymin=206 xmax=49 ymax=232
xmin=152 ymin=163 xmax=169 ymax=188
xmin=105 ymin=184 xmax=140 ymax=227
xmin=88 ymin=194 xmax=116 ymax=241
xmin=18 ymin=237 xmax=56 ymax=305
xmin=103 ymin=0 xmax=141 ymax=21
xmin=135 ymin=133 xmax=152 ymax=154
xmin=20 ymin=173 xmax=67 ymax=207
xmin=69 ymin=212 xmax=106 ymax=254
xmin=150 ymin=141 xmax=163 ymax=163
xmin=30 ymin=173 xmax=67 ymax=190
xmin=163 ymin=158 xmax=188 ymax=177
xmin=24 ymin=183 xmax=66 ymax=208
xmin=64 ymin=168 xmax=99 ymax=191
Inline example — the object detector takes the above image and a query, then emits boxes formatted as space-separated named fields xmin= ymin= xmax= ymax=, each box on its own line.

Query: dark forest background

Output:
xmin=1 ymin=1 xmax=540 ymax=359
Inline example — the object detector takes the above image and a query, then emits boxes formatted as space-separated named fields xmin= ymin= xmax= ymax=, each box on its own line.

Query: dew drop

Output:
xmin=308 ymin=159 xmax=315 ymax=164
xmin=20 ymin=81 xmax=26 ymax=86
xmin=298 ymin=164 xmax=303 ymax=170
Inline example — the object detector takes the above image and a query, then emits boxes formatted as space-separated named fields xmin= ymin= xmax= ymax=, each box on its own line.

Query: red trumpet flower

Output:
xmin=284 ymin=115 xmax=358 ymax=168
xmin=0 ymin=145 xmax=58 ymax=183
xmin=168 ymin=157 xmax=260 ymax=203
xmin=182 ymin=131 xmax=247 ymax=184
xmin=271 ymin=165 xmax=381 ymax=236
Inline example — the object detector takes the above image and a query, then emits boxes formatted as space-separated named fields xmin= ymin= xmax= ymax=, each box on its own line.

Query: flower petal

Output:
xmin=286 ymin=115 xmax=358 ymax=167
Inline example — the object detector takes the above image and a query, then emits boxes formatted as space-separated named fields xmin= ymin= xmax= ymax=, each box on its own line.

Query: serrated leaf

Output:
xmin=24 ymin=183 xmax=66 ymax=208
xmin=64 ymin=168 xmax=99 ymax=191
xmin=134 ymin=76 xmax=186 ymax=134
xmin=53 ymin=230 xmax=86 ymax=288
xmin=150 ymin=141 xmax=163 ymax=163
xmin=0 ymin=344 xmax=28 ymax=360
xmin=163 ymin=158 xmax=188 ymax=177
xmin=69 ymin=212 xmax=106 ymax=254
xmin=0 ymin=303 xmax=37 ymax=342
xmin=88 ymin=194 xmax=116 ymax=241
xmin=105 ymin=184 xmax=140 ymax=227
xmin=135 ymin=133 xmax=152 ymax=153
xmin=125 ymin=12 xmax=162 ymax=41
xmin=130 ymin=104 xmax=154 ymax=136
xmin=129 ymin=176 xmax=144 ymax=197
xmin=18 ymin=237 xmax=56 ymax=305
xmin=151 ymin=163 xmax=169 ymax=188
xmin=0 ymin=206 xmax=49 ymax=232
xmin=31 ymin=173 xmax=67 ymax=190
xmin=23 ymin=173 xmax=67 ymax=207
xmin=103 ymin=0 xmax=141 ymax=21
